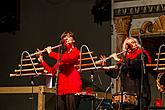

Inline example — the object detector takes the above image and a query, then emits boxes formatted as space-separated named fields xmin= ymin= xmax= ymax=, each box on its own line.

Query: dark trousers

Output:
xmin=56 ymin=94 xmax=80 ymax=110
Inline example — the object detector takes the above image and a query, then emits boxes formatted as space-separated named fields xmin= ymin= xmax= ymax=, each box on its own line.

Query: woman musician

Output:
xmin=99 ymin=37 xmax=152 ymax=110
xmin=36 ymin=31 xmax=82 ymax=110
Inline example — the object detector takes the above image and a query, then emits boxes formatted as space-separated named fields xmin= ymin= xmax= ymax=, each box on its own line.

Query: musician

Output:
xmin=36 ymin=31 xmax=82 ymax=110
xmin=103 ymin=37 xmax=152 ymax=110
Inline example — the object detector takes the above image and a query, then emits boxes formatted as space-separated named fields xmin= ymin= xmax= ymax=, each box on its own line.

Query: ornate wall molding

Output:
xmin=130 ymin=15 xmax=165 ymax=36
xmin=114 ymin=4 xmax=165 ymax=16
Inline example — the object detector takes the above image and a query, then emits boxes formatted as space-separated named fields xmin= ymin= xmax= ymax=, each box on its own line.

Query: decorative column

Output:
xmin=114 ymin=16 xmax=132 ymax=52
xmin=113 ymin=16 xmax=132 ymax=93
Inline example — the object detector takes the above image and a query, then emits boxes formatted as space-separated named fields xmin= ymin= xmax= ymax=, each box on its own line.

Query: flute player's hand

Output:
xmin=95 ymin=55 xmax=107 ymax=66
xmin=111 ymin=53 xmax=120 ymax=62
xmin=45 ymin=46 xmax=52 ymax=54
xmin=100 ymin=55 xmax=107 ymax=66
xmin=36 ymin=49 xmax=44 ymax=63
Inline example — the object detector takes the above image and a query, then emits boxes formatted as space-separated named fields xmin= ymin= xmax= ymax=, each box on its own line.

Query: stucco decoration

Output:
xmin=130 ymin=15 xmax=165 ymax=36
xmin=114 ymin=16 xmax=132 ymax=52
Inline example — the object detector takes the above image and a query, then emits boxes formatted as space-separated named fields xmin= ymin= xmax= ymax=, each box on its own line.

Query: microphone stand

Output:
xmin=96 ymin=59 xmax=127 ymax=110
xmin=90 ymin=70 xmax=95 ymax=110
xmin=96 ymin=80 xmax=113 ymax=110
xmin=30 ymin=76 xmax=35 ymax=110
xmin=118 ymin=51 xmax=128 ymax=110
xmin=55 ymin=43 xmax=63 ymax=110
xmin=138 ymin=33 xmax=146 ymax=110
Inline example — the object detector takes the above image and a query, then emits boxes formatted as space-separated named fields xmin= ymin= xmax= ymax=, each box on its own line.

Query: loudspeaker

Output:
xmin=79 ymin=96 xmax=112 ymax=110
xmin=78 ymin=96 xmax=95 ymax=110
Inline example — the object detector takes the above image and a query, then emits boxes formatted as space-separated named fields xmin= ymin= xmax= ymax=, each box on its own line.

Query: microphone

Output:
xmin=126 ymin=43 xmax=133 ymax=49
xmin=60 ymin=39 xmax=64 ymax=44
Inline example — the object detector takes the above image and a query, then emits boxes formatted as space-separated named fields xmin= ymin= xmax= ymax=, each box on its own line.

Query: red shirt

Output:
xmin=41 ymin=47 xmax=82 ymax=95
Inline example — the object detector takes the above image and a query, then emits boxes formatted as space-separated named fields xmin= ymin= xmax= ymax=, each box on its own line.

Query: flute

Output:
xmin=95 ymin=45 xmax=139 ymax=64
xmin=95 ymin=50 xmax=127 ymax=64
xmin=28 ymin=44 xmax=62 ymax=57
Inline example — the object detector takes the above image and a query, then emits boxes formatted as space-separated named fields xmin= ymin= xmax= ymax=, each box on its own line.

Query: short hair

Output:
xmin=60 ymin=31 xmax=76 ymax=41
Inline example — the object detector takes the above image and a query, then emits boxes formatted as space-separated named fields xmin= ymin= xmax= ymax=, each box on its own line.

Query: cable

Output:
xmin=138 ymin=33 xmax=148 ymax=110
xmin=96 ymin=81 xmax=113 ymax=110
xmin=55 ymin=43 xmax=63 ymax=110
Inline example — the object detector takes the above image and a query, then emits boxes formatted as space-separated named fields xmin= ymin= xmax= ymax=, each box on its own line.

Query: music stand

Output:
xmin=11 ymin=50 xmax=53 ymax=110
